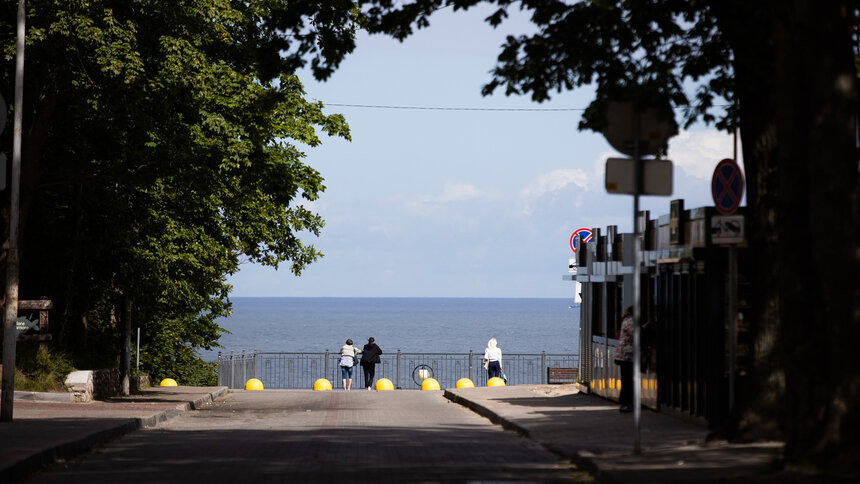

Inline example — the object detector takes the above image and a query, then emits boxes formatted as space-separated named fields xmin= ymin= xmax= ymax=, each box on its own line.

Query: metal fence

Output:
xmin=217 ymin=350 xmax=579 ymax=390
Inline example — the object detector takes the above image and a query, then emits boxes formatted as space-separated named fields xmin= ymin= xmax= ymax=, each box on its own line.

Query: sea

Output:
xmin=203 ymin=297 xmax=581 ymax=360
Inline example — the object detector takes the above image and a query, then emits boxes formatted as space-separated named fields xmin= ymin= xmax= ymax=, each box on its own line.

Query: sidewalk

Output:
xmin=0 ymin=386 xmax=227 ymax=483
xmin=0 ymin=384 xmax=826 ymax=483
xmin=445 ymin=385 xmax=813 ymax=484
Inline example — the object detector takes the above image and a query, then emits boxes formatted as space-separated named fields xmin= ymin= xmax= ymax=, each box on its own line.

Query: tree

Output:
xmin=0 ymin=0 xmax=361 ymax=382
xmin=357 ymin=0 xmax=860 ymax=472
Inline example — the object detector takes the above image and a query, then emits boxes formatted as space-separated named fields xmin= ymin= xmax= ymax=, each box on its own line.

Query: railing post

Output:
xmin=230 ymin=351 xmax=235 ymax=388
xmin=239 ymin=350 xmax=248 ymax=388
xmin=541 ymin=351 xmax=547 ymax=384
xmin=217 ymin=351 xmax=222 ymax=386
xmin=396 ymin=350 xmax=402 ymax=389
xmin=468 ymin=350 xmax=473 ymax=382
xmin=325 ymin=349 xmax=330 ymax=382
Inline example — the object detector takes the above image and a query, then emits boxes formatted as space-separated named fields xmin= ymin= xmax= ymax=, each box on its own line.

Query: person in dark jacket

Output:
xmin=360 ymin=337 xmax=382 ymax=389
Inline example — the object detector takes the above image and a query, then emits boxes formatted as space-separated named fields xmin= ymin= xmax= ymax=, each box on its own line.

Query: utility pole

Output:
xmin=2 ymin=0 xmax=26 ymax=422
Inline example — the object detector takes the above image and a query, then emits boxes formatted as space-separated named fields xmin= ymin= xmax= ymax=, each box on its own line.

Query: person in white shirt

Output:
xmin=482 ymin=338 xmax=503 ymax=380
xmin=339 ymin=339 xmax=362 ymax=390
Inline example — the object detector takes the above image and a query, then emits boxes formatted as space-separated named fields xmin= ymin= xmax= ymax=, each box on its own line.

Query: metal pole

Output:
xmin=469 ymin=350 xmax=474 ymax=382
xmin=324 ymin=349 xmax=330 ymax=382
xmin=728 ymin=247 xmax=737 ymax=410
xmin=728 ymin=110 xmax=739 ymax=411
xmin=396 ymin=350 xmax=402 ymax=389
xmin=541 ymin=351 xmax=547 ymax=384
xmin=632 ymin=110 xmax=643 ymax=454
xmin=602 ymin=276 xmax=607 ymax=391
xmin=1 ymin=0 xmax=26 ymax=422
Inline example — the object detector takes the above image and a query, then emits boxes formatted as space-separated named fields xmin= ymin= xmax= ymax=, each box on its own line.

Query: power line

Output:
xmin=320 ymin=102 xmax=585 ymax=112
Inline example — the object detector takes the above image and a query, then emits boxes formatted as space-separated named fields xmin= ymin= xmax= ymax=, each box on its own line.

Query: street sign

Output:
xmin=602 ymin=101 xmax=676 ymax=157
xmin=605 ymin=157 xmax=673 ymax=196
xmin=711 ymin=158 xmax=744 ymax=215
xmin=711 ymin=215 xmax=745 ymax=244
xmin=569 ymin=227 xmax=593 ymax=253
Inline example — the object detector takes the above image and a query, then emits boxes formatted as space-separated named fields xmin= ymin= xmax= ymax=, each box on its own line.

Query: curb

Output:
xmin=12 ymin=391 xmax=73 ymax=403
xmin=443 ymin=389 xmax=612 ymax=483
xmin=0 ymin=419 xmax=143 ymax=483
xmin=443 ymin=389 xmax=532 ymax=437
xmin=0 ymin=387 xmax=229 ymax=482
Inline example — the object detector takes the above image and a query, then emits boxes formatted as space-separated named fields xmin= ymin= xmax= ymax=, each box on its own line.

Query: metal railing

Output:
xmin=217 ymin=350 xmax=579 ymax=390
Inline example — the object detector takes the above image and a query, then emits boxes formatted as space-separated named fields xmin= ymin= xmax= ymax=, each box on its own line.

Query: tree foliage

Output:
xmin=2 ymin=0 xmax=858 ymax=472
xmin=0 ymin=0 xmax=360 ymax=382
xmin=356 ymin=0 xmax=860 ymax=472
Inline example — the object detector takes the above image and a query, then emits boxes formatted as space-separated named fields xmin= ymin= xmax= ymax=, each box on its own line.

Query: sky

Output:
xmin=228 ymin=5 xmax=743 ymax=299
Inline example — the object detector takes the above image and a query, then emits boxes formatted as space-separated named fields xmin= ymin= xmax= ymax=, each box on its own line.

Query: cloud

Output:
xmin=399 ymin=181 xmax=501 ymax=219
xmin=520 ymin=168 xmax=590 ymax=216
xmin=420 ymin=181 xmax=490 ymax=203
xmin=668 ymin=129 xmax=741 ymax=179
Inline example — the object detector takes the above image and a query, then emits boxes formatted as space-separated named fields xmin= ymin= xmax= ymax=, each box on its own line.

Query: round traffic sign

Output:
xmin=602 ymin=101 xmax=676 ymax=157
xmin=711 ymin=158 xmax=744 ymax=215
xmin=569 ymin=227 xmax=593 ymax=253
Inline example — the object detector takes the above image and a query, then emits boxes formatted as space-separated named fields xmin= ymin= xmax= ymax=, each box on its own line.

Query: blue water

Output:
xmin=204 ymin=297 xmax=580 ymax=359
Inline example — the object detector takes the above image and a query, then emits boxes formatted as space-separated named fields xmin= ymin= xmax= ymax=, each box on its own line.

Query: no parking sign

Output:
xmin=569 ymin=227 xmax=593 ymax=253
xmin=712 ymin=158 xmax=744 ymax=215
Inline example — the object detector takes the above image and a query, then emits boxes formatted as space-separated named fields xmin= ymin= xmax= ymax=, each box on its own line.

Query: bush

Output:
xmin=14 ymin=345 xmax=76 ymax=392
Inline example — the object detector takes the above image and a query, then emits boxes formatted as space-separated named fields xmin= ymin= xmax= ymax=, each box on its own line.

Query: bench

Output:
xmin=547 ymin=367 xmax=579 ymax=384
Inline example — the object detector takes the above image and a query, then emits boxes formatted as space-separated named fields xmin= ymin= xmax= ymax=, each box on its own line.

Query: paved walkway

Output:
xmin=0 ymin=384 xmax=833 ymax=483
xmin=20 ymin=389 xmax=586 ymax=483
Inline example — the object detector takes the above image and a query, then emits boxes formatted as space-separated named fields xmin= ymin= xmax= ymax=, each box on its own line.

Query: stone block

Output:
xmin=64 ymin=370 xmax=93 ymax=402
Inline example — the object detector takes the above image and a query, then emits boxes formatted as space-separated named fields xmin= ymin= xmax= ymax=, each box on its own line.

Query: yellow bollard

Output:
xmin=487 ymin=377 xmax=506 ymax=387
xmin=455 ymin=378 xmax=475 ymax=388
xmin=159 ymin=378 xmax=178 ymax=387
xmin=313 ymin=378 xmax=332 ymax=391
xmin=375 ymin=378 xmax=394 ymax=391
xmin=245 ymin=378 xmax=264 ymax=390
xmin=420 ymin=378 xmax=441 ymax=390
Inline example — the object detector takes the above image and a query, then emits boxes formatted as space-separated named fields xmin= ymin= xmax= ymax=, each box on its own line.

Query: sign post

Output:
xmin=711 ymin=158 xmax=745 ymax=411
xmin=601 ymin=100 xmax=676 ymax=454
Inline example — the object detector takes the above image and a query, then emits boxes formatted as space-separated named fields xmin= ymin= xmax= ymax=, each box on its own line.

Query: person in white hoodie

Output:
xmin=339 ymin=339 xmax=362 ymax=390
xmin=482 ymin=338 xmax=503 ymax=380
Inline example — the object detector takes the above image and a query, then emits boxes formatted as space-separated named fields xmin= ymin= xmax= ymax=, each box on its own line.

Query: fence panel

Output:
xmin=217 ymin=351 xmax=579 ymax=390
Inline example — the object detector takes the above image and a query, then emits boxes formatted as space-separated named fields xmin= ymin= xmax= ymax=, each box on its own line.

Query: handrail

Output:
xmin=217 ymin=350 xmax=579 ymax=390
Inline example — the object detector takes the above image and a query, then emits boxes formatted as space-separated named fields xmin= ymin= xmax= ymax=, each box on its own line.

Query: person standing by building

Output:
xmin=483 ymin=338 xmax=503 ymax=380
xmin=339 ymin=339 xmax=362 ymax=390
xmin=360 ymin=337 xmax=382 ymax=390
xmin=615 ymin=307 xmax=635 ymax=412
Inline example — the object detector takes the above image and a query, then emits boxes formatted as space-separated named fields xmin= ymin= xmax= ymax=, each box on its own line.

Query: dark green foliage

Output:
xmin=0 ymin=1 xmax=357 ymax=384
xmin=13 ymin=346 xmax=76 ymax=392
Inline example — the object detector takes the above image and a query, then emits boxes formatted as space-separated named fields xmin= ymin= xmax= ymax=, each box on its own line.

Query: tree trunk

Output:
xmin=713 ymin=0 xmax=786 ymax=442
xmin=120 ymin=296 xmax=131 ymax=396
xmin=770 ymin=3 xmax=860 ymax=469
xmin=718 ymin=1 xmax=860 ymax=470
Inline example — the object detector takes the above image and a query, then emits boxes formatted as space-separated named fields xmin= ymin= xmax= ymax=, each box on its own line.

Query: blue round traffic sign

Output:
xmin=712 ymin=158 xmax=744 ymax=215
xmin=569 ymin=227 xmax=593 ymax=253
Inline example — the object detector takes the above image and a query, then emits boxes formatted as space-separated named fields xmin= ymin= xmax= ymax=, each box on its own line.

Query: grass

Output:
xmin=1 ymin=346 xmax=76 ymax=393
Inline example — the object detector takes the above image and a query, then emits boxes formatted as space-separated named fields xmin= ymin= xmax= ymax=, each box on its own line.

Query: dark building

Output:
xmin=565 ymin=202 xmax=748 ymax=429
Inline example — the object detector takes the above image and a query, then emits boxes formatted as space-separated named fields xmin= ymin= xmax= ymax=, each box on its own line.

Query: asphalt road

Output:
xmin=25 ymin=390 xmax=591 ymax=483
